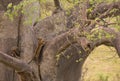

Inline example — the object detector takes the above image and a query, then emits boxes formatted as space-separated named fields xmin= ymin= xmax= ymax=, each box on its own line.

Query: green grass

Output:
xmin=82 ymin=45 xmax=120 ymax=81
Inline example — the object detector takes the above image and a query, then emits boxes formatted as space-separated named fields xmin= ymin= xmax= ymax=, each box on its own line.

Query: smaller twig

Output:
xmin=87 ymin=6 xmax=113 ymax=31
xmin=99 ymin=4 xmax=113 ymax=19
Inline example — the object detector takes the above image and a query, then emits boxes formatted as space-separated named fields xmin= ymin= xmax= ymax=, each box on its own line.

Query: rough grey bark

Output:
xmin=0 ymin=11 xmax=20 ymax=81
xmin=18 ymin=0 xmax=41 ymax=81
xmin=0 ymin=0 xmax=41 ymax=81
xmin=34 ymin=11 xmax=67 ymax=41
xmin=0 ymin=1 xmax=120 ymax=81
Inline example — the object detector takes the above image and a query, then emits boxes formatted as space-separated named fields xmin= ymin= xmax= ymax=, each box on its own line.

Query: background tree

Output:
xmin=0 ymin=0 xmax=120 ymax=81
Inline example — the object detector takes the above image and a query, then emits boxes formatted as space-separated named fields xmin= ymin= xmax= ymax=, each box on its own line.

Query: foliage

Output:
xmin=4 ymin=0 xmax=81 ymax=21
xmin=85 ymin=27 xmax=115 ymax=41
xmin=98 ymin=74 xmax=109 ymax=81
xmin=5 ymin=0 xmax=120 ymax=29
xmin=5 ymin=0 xmax=39 ymax=23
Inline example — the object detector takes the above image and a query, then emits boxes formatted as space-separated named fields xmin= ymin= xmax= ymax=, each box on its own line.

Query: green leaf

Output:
xmin=7 ymin=3 xmax=13 ymax=9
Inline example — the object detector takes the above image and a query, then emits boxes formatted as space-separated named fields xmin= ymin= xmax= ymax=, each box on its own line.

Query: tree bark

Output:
xmin=0 ymin=1 xmax=120 ymax=81
xmin=0 ymin=10 xmax=20 ymax=81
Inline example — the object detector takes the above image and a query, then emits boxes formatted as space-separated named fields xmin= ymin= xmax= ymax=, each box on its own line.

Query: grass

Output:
xmin=81 ymin=45 xmax=120 ymax=81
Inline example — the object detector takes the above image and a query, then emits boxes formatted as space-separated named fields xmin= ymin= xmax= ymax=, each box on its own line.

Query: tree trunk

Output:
xmin=0 ymin=11 xmax=20 ymax=81
xmin=0 ymin=1 xmax=120 ymax=81
xmin=0 ymin=0 xmax=41 ymax=81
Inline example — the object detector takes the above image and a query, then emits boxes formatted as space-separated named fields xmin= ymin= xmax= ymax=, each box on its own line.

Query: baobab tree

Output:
xmin=0 ymin=0 xmax=120 ymax=81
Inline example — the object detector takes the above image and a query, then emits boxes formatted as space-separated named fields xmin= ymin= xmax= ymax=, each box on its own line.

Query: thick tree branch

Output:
xmin=0 ymin=51 xmax=30 ymax=71
xmin=20 ymin=0 xmax=40 ymax=62
xmin=0 ymin=51 xmax=40 ymax=81
xmin=40 ymin=28 xmax=93 ymax=81
xmin=43 ymin=26 xmax=119 ymax=58
xmin=37 ymin=22 xmax=120 ymax=80
xmin=90 ymin=27 xmax=120 ymax=57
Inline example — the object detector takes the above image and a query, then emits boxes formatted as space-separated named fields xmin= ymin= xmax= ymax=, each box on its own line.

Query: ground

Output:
xmin=82 ymin=45 xmax=120 ymax=81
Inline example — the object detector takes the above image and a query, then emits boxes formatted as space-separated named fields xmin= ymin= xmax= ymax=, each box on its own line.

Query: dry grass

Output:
xmin=81 ymin=45 xmax=120 ymax=81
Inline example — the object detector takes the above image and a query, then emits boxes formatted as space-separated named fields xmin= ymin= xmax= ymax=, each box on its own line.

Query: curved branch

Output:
xmin=40 ymin=27 xmax=94 ymax=81
xmin=0 ymin=51 xmax=40 ymax=81
xmin=40 ymin=26 xmax=120 ymax=81
xmin=88 ymin=27 xmax=120 ymax=58
xmin=0 ymin=51 xmax=30 ymax=71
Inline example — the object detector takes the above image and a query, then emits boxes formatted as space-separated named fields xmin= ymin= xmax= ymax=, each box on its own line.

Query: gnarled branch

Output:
xmin=0 ymin=51 xmax=40 ymax=81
